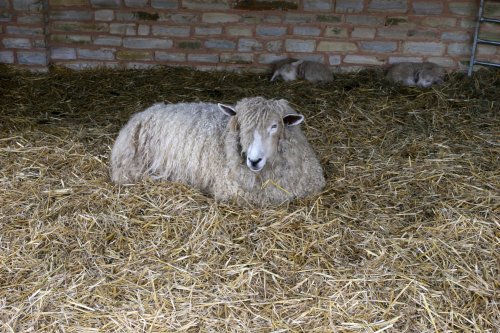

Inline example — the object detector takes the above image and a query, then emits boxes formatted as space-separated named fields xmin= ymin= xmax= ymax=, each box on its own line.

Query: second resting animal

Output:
xmin=386 ymin=62 xmax=445 ymax=87
xmin=110 ymin=97 xmax=325 ymax=206
xmin=271 ymin=58 xmax=333 ymax=83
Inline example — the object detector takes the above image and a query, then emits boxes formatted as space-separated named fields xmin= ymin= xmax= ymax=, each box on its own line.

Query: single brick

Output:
xmin=124 ymin=0 xmax=147 ymax=7
xmin=50 ymin=0 xmax=89 ymax=5
xmin=178 ymin=40 xmax=201 ymax=49
xmin=205 ymin=39 xmax=236 ymax=49
xmin=220 ymin=52 xmax=253 ymax=64
xmin=448 ymin=2 xmax=476 ymax=16
xmin=368 ymin=0 xmax=407 ymax=12
xmin=17 ymin=14 xmax=43 ymax=24
xmin=351 ymin=27 xmax=376 ymax=39
xmin=412 ymin=1 xmax=443 ymax=15
xmin=155 ymin=51 xmax=186 ymax=61
xmin=256 ymin=26 xmax=287 ymax=37
xmin=317 ymin=41 xmax=357 ymax=52
xmin=284 ymin=13 xmax=315 ymax=23
xmin=304 ymin=0 xmax=332 ymax=11
xmin=422 ymin=17 xmax=457 ymax=28
xmin=377 ymin=27 xmax=408 ymax=39
xmin=238 ymin=38 xmax=263 ymax=52
xmin=385 ymin=16 xmax=415 ymax=27
xmin=226 ymin=26 xmax=252 ymax=37
xmin=160 ymin=13 xmax=198 ymax=23
xmin=297 ymin=54 xmax=324 ymax=62
xmin=388 ymin=56 xmax=422 ymax=64
xmin=0 ymin=51 xmax=14 ymax=63
xmin=95 ymin=9 xmax=114 ymax=21
xmin=93 ymin=35 xmax=122 ymax=46
xmin=335 ymin=0 xmax=364 ymax=13
xmin=344 ymin=55 xmax=385 ymax=65
xmin=447 ymin=43 xmax=471 ymax=56
xmin=427 ymin=57 xmax=455 ymax=68
xmin=360 ymin=41 xmax=397 ymax=53
xmin=78 ymin=48 xmax=115 ymax=60
xmin=51 ymin=47 xmax=76 ymax=59
xmin=50 ymin=10 xmax=93 ymax=21
xmin=346 ymin=15 xmax=385 ymax=26
xmin=115 ymin=12 xmax=135 ymax=21
xmin=316 ymin=14 xmax=341 ymax=23
xmin=293 ymin=26 xmax=321 ymax=36
xmin=152 ymin=25 xmax=190 ymax=37
xmin=52 ymin=22 xmax=109 ymax=33
xmin=110 ymin=23 xmax=136 ymax=35
xmin=51 ymin=34 xmax=92 ymax=44
xmin=285 ymin=39 xmax=316 ymax=52
xmin=13 ymin=0 xmax=43 ymax=11
xmin=2 ymin=38 xmax=31 ymax=49
xmin=266 ymin=40 xmax=282 ymax=52
xmin=324 ymin=26 xmax=348 ymax=38
xmin=123 ymin=37 xmax=173 ymax=49
xmin=403 ymin=41 xmax=445 ymax=55
xmin=407 ymin=29 xmax=437 ymax=39
xmin=182 ymin=0 xmax=229 ymax=10
xmin=138 ymin=24 xmax=150 ymax=36
xmin=90 ymin=0 xmax=120 ymax=8
xmin=17 ymin=51 xmax=47 ymax=65
xmin=195 ymin=26 xmax=222 ymax=35
xmin=329 ymin=55 xmax=341 ymax=65
xmin=116 ymin=50 xmax=152 ymax=60
xmin=187 ymin=53 xmax=219 ymax=63
xmin=202 ymin=13 xmax=240 ymax=23
xmin=441 ymin=31 xmax=470 ymax=42
xmin=151 ymin=0 xmax=178 ymax=9
xmin=6 ymin=26 xmax=44 ymax=35
xmin=460 ymin=19 xmax=475 ymax=29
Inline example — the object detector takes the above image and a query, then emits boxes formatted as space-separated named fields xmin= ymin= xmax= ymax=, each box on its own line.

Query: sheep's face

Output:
xmin=273 ymin=64 xmax=298 ymax=82
xmin=416 ymin=69 xmax=443 ymax=88
xmin=218 ymin=101 xmax=304 ymax=173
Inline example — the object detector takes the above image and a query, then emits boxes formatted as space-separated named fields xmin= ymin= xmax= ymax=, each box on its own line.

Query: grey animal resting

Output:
xmin=386 ymin=62 xmax=445 ymax=88
xmin=110 ymin=97 xmax=325 ymax=206
xmin=271 ymin=58 xmax=333 ymax=83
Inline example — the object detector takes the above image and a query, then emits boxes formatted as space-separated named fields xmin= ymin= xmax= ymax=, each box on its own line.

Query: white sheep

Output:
xmin=386 ymin=62 xmax=445 ymax=88
xmin=271 ymin=58 xmax=333 ymax=83
xmin=110 ymin=97 xmax=325 ymax=206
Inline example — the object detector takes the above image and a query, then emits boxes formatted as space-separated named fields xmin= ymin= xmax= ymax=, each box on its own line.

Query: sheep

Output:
xmin=386 ymin=62 xmax=445 ymax=88
xmin=271 ymin=58 xmax=333 ymax=83
xmin=110 ymin=97 xmax=325 ymax=206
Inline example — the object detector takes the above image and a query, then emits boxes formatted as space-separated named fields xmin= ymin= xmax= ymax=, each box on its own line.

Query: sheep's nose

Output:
xmin=249 ymin=158 xmax=262 ymax=167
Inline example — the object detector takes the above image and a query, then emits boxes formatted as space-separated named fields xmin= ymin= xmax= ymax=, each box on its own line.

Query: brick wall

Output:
xmin=1 ymin=0 xmax=500 ymax=72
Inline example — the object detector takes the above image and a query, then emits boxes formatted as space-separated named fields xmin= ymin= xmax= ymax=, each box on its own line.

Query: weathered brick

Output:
xmin=93 ymin=35 xmax=122 ymax=46
xmin=344 ymin=55 xmax=385 ymax=65
xmin=238 ymin=38 xmax=263 ymax=52
xmin=406 ymin=29 xmax=437 ymax=39
xmin=448 ymin=2 xmax=476 ymax=16
xmin=316 ymin=14 xmax=341 ymax=23
xmin=427 ymin=57 xmax=455 ymax=68
xmin=220 ymin=52 xmax=253 ymax=64
xmin=293 ymin=26 xmax=321 ymax=36
xmin=256 ymin=26 xmax=286 ymax=37
xmin=388 ymin=56 xmax=422 ymax=64
xmin=124 ymin=0 xmax=147 ymax=7
xmin=266 ymin=40 xmax=282 ymax=52
xmin=160 ymin=13 xmax=198 ymax=23
xmin=377 ymin=27 xmax=408 ymax=39
xmin=187 ymin=53 xmax=219 ymax=63
xmin=138 ymin=24 xmax=150 ymax=36
xmin=50 ymin=0 xmax=87 ymax=5
xmin=123 ymin=37 xmax=173 ymax=49
xmin=152 ymin=25 xmax=190 ymax=37
xmin=226 ymin=26 xmax=252 ymax=37
xmin=151 ymin=0 xmax=178 ymax=9
xmin=385 ymin=16 xmax=415 ymax=27
xmin=182 ymin=0 xmax=229 ymax=10
xmin=460 ymin=19 xmax=476 ymax=29
xmin=195 ymin=26 xmax=222 ymax=35
xmin=110 ymin=23 xmax=136 ymax=35
xmin=90 ymin=0 xmax=120 ymax=8
xmin=329 ymin=55 xmax=341 ymax=65
xmin=403 ymin=41 xmax=445 ymax=55
xmin=0 ymin=51 xmax=14 ymax=63
xmin=50 ymin=10 xmax=93 ymax=20
xmin=202 ymin=13 xmax=240 ymax=23
xmin=368 ymin=0 xmax=407 ymax=12
xmin=324 ymin=26 xmax=348 ymax=38
xmin=95 ymin=9 xmax=114 ymax=21
xmin=284 ymin=13 xmax=315 ymax=23
xmin=285 ymin=39 xmax=315 ymax=52
xmin=360 ymin=41 xmax=397 ymax=53
xmin=412 ymin=1 xmax=443 ymax=15
xmin=78 ymin=48 xmax=115 ymax=60
xmin=6 ymin=26 xmax=44 ymax=35
xmin=351 ymin=27 xmax=376 ymax=39
xmin=304 ymin=0 xmax=332 ymax=11
xmin=33 ymin=39 xmax=45 ymax=48
xmin=116 ymin=50 xmax=152 ymax=60
xmin=317 ymin=41 xmax=357 ymax=52
xmin=178 ymin=40 xmax=201 ymax=49
xmin=18 ymin=51 xmax=47 ymax=65
xmin=335 ymin=0 xmax=364 ymax=13
xmin=346 ymin=15 xmax=385 ymax=26
xmin=2 ymin=38 xmax=31 ymax=48
xmin=52 ymin=22 xmax=108 ymax=33
xmin=51 ymin=34 xmax=92 ymax=44
xmin=155 ymin=51 xmax=186 ymax=61
xmin=421 ymin=17 xmax=457 ymax=28
xmin=447 ymin=43 xmax=471 ymax=56
xmin=257 ymin=54 xmax=287 ymax=64
xmin=299 ymin=54 xmax=324 ymax=62
xmin=441 ymin=31 xmax=470 ymax=42
xmin=51 ymin=47 xmax=76 ymax=59
xmin=17 ymin=14 xmax=43 ymax=24
xmin=115 ymin=12 xmax=135 ymax=21
xmin=205 ymin=39 xmax=235 ymax=49
xmin=13 ymin=0 xmax=43 ymax=11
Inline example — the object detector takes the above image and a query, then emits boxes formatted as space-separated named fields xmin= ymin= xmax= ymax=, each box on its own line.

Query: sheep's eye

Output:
xmin=271 ymin=124 xmax=278 ymax=130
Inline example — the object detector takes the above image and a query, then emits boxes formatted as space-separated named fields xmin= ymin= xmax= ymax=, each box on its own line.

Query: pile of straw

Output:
xmin=0 ymin=64 xmax=498 ymax=332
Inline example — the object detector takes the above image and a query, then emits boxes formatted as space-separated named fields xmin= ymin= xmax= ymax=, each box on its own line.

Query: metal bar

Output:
xmin=481 ymin=17 xmax=500 ymax=24
xmin=474 ymin=60 xmax=500 ymax=68
xmin=468 ymin=0 xmax=485 ymax=76
xmin=477 ymin=38 xmax=500 ymax=46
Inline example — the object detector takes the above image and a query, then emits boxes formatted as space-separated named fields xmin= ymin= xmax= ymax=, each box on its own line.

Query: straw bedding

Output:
xmin=0 ymin=64 xmax=498 ymax=332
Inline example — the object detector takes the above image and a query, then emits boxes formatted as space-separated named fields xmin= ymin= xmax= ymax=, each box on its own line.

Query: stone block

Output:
xmin=50 ymin=10 xmax=93 ymax=20
xmin=377 ymin=27 xmax=408 ymax=39
xmin=226 ymin=26 xmax=252 ymax=36
xmin=0 ymin=51 xmax=14 ymax=63
xmin=187 ymin=53 xmax=219 ymax=63
xmin=90 ymin=0 xmax=120 ymax=8
xmin=448 ymin=2 xmax=476 ymax=16
xmin=178 ymin=40 xmax=201 ymax=49
xmin=403 ymin=41 xmax=445 ymax=55
xmin=368 ymin=0 xmax=407 ymax=12
xmin=51 ymin=34 xmax=92 ymax=44
xmin=285 ymin=39 xmax=315 ymax=52
xmin=195 ymin=26 xmax=222 ymax=35
xmin=110 ymin=23 xmax=136 ymax=35
xmin=360 ymin=41 xmax=397 ymax=53
xmin=2 ymin=38 xmax=31 ymax=48
xmin=238 ymin=38 xmax=263 ymax=52
xmin=204 ymin=39 xmax=236 ymax=49
xmin=421 ymin=17 xmax=457 ymax=28
xmin=351 ymin=27 xmax=376 ymax=39
xmin=220 ymin=52 xmax=253 ymax=64
xmin=123 ymin=37 xmax=173 ymax=49
xmin=155 ymin=51 xmax=186 ymax=61
xmin=324 ymin=26 xmax=348 ymax=38
xmin=441 ymin=31 xmax=470 ymax=42
xmin=124 ymin=0 xmax=147 ymax=7
xmin=78 ymin=48 xmax=115 ymax=60
xmin=412 ymin=1 xmax=443 ymax=15
xmin=6 ymin=26 xmax=44 ymax=35
xmin=93 ymin=35 xmax=122 ymax=46
xmin=182 ymin=0 xmax=229 ymax=10
xmin=317 ymin=41 xmax=357 ymax=52
xmin=335 ymin=0 xmax=364 ymax=13
xmin=202 ymin=13 xmax=239 ymax=23
xmin=346 ymin=15 xmax=385 ymax=26
xmin=388 ymin=56 xmax=422 ymax=64
xmin=344 ymin=55 xmax=385 ymax=65
xmin=284 ymin=13 xmax=315 ymax=23
xmin=151 ymin=0 xmax=178 ymax=9
xmin=17 ymin=51 xmax=47 ymax=65
xmin=95 ymin=9 xmax=114 ymax=21
xmin=152 ymin=25 xmax=190 ymax=37
xmin=293 ymin=26 xmax=321 ymax=36
xmin=266 ymin=40 xmax=282 ymax=52
xmin=51 ymin=47 xmax=76 ymax=59
xmin=304 ymin=0 xmax=331 ymax=11
xmin=52 ymin=22 xmax=108 ymax=33
xmin=256 ymin=26 xmax=287 ymax=37
xmin=116 ymin=50 xmax=152 ymax=60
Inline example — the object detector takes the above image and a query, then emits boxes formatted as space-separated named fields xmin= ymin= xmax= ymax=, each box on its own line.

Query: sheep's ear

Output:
xmin=218 ymin=103 xmax=236 ymax=116
xmin=283 ymin=114 xmax=304 ymax=127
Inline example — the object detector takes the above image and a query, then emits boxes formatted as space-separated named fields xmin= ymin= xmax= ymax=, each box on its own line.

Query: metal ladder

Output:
xmin=468 ymin=0 xmax=500 ymax=76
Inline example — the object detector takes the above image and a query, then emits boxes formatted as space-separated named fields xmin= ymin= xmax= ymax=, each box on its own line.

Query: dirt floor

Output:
xmin=0 ymin=64 xmax=498 ymax=332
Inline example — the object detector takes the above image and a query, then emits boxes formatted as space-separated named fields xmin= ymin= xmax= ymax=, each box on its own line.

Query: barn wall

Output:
xmin=1 ymin=0 xmax=499 ymax=72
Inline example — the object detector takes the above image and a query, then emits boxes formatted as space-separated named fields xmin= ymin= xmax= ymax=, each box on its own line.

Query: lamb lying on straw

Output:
xmin=110 ymin=97 xmax=325 ymax=206
xmin=271 ymin=58 xmax=333 ymax=83
xmin=386 ymin=62 xmax=445 ymax=87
